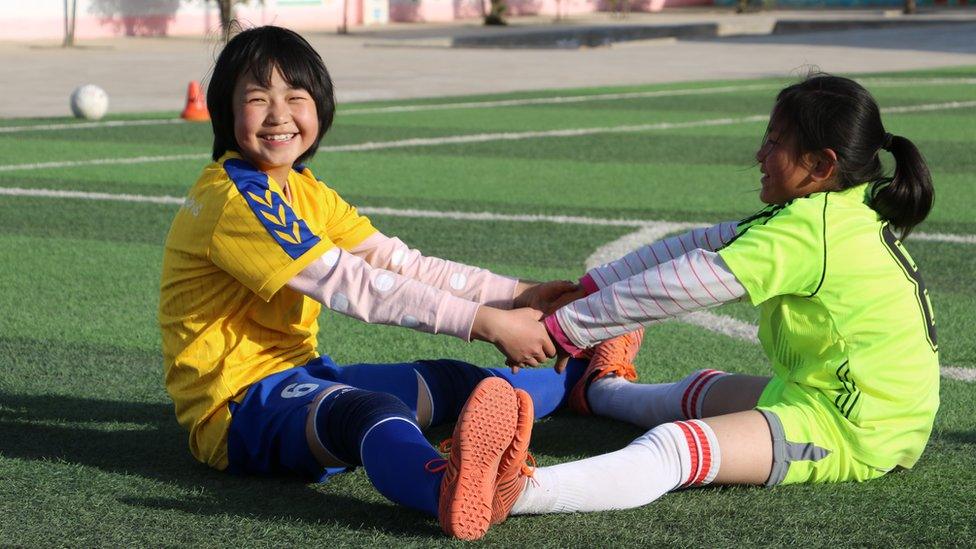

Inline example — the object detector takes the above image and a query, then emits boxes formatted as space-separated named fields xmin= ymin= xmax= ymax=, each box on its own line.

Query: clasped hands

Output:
xmin=471 ymin=280 xmax=587 ymax=373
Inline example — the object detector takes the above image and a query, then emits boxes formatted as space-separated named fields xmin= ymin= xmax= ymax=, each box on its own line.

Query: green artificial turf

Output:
xmin=1 ymin=67 xmax=974 ymax=546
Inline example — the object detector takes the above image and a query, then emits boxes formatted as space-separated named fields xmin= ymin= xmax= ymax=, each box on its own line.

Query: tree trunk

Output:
xmin=339 ymin=0 xmax=349 ymax=34
xmin=63 ymin=0 xmax=78 ymax=47
xmin=903 ymin=0 xmax=917 ymax=14
xmin=484 ymin=0 xmax=507 ymax=25
xmin=217 ymin=0 xmax=234 ymax=41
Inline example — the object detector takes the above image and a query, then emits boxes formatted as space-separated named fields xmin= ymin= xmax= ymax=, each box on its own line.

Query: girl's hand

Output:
xmin=513 ymin=280 xmax=581 ymax=314
xmin=546 ymin=286 xmax=587 ymax=313
xmin=471 ymin=306 xmax=556 ymax=370
xmin=553 ymin=348 xmax=572 ymax=374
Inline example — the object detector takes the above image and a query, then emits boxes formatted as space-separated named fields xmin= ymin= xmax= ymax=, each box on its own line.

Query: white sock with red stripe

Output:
xmin=510 ymin=419 xmax=721 ymax=514
xmin=587 ymin=369 xmax=728 ymax=428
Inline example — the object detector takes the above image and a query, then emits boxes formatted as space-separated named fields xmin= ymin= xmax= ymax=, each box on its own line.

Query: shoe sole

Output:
xmin=439 ymin=377 xmax=518 ymax=541
xmin=491 ymin=388 xmax=534 ymax=525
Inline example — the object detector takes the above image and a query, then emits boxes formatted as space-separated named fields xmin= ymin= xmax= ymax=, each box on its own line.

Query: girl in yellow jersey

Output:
xmin=483 ymin=74 xmax=940 ymax=525
xmin=159 ymin=25 xmax=599 ymax=541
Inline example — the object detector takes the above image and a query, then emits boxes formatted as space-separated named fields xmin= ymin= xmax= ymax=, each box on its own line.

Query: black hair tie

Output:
xmin=881 ymin=132 xmax=894 ymax=151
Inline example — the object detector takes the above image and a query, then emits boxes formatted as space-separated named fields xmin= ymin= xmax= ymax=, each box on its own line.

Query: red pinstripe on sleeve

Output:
xmin=549 ymin=249 xmax=746 ymax=349
xmin=650 ymin=262 xmax=691 ymax=312
xmin=671 ymin=260 xmax=707 ymax=308
xmin=687 ymin=255 xmax=720 ymax=303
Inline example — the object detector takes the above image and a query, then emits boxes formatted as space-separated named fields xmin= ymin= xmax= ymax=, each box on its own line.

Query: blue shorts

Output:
xmin=226 ymin=356 xmax=351 ymax=481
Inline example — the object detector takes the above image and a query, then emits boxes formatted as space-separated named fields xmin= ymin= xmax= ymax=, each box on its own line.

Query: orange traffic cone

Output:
xmin=181 ymin=81 xmax=210 ymax=122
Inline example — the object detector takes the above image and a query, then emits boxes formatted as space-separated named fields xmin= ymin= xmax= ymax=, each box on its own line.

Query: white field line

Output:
xmin=0 ymin=187 xmax=186 ymax=205
xmin=0 ymin=115 xmax=769 ymax=172
xmin=3 ymin=77 xmax=974 ymax=134
xmin=0 ymin=118 xmax=186 ymax=134
xmin=324 ymin=115 xmax=769 ymax=152
xmin=913 ymin=232 xmax=976 ymax=244
xmin=1 ymin=186 xmax=972 ymax=246
xmin=883 ymin=100 xmax=976 ymax=113
xmin=32 ymin=77 xmax=976 ymax=129
xmin=585 ymin=227 xmax=974 ymax=382
xmin=341 ymin=84 xmax=779 ymax=115
xmin=0 ymin=153 xmax=210 ymax=173
xmin=941 ymin=366 xmax=976 ymax=382
xmin=349 ymin=205 xmax=656 ymax=227
xmin=3 ymin=97 xmax=975 ymax=173
xmin=1 ymin=185 xmax=972 ymax=380
xmin=583 ymin=222 xmax=706 ymax=265
xmin=343 ymin=78 xmax=976 ymax=115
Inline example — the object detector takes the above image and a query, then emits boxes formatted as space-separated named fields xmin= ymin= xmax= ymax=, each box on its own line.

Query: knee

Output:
xmin=323 ymin=388 xmax=415 ymax=428
xmin=315 ymin=388 xmax=416 ymax=464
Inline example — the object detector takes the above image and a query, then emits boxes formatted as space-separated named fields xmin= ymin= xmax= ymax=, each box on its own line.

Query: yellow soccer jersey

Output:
xmin=159 ymin=152 xmax=376 ymax=469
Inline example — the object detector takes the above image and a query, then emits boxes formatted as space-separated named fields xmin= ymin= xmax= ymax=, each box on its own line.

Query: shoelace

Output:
xmin=581 ymin=328 xmax=643 ymax=363
xmin=423 ymin=438 xmax=537 ymax=479
xmin=521 ymin=453 xmax=538 ymax=482
xmin=424 ymin=438 xmax=454 ymax=473
xmin=425 ymin=458 xmax=448 ymax=473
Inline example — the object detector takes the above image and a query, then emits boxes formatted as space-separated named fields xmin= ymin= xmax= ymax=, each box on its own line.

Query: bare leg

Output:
xmin=700 ymin=375 xmax=771 ymax=418
xmin=704 ymin=410 xmax=773 ymax=485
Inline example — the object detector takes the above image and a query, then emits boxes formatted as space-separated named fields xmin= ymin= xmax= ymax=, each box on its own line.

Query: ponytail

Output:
xmin=868 ymin=134 xmax=933 ymax=240
xmin=772 ymin=74 xmax=934 ymax=240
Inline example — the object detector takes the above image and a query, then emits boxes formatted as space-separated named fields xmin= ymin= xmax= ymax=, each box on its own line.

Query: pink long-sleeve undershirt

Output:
xmin=287 ymin=245 xmax=484 ymax=340
xmin=350 ymin=232 xmax=520 ymax=308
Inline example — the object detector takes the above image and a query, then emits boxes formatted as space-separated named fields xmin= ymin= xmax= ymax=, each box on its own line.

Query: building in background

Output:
xmin=0 ymin=0 xmax=945 ymax=40
xmin=0 ymin=0 xmax=373 ymax=41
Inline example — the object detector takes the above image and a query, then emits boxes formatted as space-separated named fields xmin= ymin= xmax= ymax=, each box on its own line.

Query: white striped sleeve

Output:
xmin=581 ymin=221 xmax=738 ymax=293
xmin=551 ymin=248 xmax=747 ymax=353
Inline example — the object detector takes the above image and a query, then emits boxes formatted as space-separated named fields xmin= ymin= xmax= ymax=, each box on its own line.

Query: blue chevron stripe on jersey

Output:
xmin=224 ymin=158 xmax=321 ymax=260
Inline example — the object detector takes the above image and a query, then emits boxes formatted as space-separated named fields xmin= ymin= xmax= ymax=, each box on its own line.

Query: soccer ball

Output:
xmin=70 ymin=84 xmax=109 ymax=120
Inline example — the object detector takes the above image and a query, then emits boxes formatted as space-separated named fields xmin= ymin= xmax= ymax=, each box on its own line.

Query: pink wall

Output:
xmin=1 ymin=0 xmax=714 ymax=39
xmin=0 ymin=3 xmax=351 ymax=42
xmin=387 ymin=0 xmax=706 ymax=22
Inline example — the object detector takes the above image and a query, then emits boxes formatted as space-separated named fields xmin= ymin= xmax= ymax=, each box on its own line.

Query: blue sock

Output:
xmin=486 ymin=358 xmax=588 ymax=417
xmin=330 ymin=359 xmax=491 ymax=426
xmin=330 ymin=358 xmax=589 ymax=425
xmin=314 ymin=387 xmax=442 ymax=516
xmin=361 ymin=418 xmax=442 ymax=516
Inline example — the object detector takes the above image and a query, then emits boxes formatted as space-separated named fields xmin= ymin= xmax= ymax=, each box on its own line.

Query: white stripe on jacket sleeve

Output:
xmin=585 ymin=221 xmax=738 ymax=291
xmin=556 ymin=248 xmax=747 ymax=349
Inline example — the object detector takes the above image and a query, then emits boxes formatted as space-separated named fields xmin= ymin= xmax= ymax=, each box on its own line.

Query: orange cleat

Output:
xmin=438 ymin=377 xmax=519 ymax=541
xmin=568 ymin=328 xmax=644 ymax=415
xmin=491 ymin=387 xmax=535 ymax=525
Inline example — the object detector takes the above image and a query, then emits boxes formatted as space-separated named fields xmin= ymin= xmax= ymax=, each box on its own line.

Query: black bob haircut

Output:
xmin=207 ymin=25 xmax=336 ymax=166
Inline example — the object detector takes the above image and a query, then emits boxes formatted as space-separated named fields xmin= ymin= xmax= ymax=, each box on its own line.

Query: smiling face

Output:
xmin=232 ymin=66 xmax=319 ymax=185
xmin=755 ymin=119 xmax=821 ymax=205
